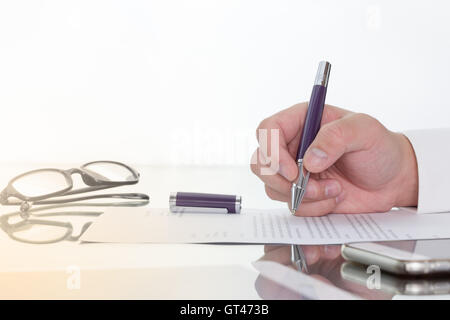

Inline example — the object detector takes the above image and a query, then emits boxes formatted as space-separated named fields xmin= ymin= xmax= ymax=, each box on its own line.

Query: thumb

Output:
xmin=303 ymin=113 xmax=383 ymax=173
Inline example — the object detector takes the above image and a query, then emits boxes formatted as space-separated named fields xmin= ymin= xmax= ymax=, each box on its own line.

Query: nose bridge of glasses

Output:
xmin=67 ymin=168 xmax=108 ymax=186
xmin=66 ymin=168 xmax=97 ymax=186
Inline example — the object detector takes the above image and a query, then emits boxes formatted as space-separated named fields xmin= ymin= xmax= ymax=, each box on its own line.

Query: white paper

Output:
xmin=80 ymin=207 xmax=450 ymax=245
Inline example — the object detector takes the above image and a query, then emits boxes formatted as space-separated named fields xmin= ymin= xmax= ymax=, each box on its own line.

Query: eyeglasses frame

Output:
xmin=0 ymin=160 xmax=142 ymax=206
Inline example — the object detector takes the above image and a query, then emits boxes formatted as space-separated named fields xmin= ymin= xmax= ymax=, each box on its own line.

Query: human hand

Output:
xmin=251 ymin=103 xmax=418 ymax=216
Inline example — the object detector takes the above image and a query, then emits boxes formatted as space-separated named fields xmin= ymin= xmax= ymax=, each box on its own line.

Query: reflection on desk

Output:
xmin=254 ymin=245 xmax=390 ymax=300
xmin=0 ymin=265 xmax=259 ymax=299
xmin=253 ymin=245 xmax=450 ymax=300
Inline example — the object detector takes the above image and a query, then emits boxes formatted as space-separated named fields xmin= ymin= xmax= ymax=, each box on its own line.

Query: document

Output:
xmin=80 ymin=207 xmax=450 ymax=245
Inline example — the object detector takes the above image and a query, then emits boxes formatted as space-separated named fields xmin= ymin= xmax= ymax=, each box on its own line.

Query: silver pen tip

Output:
xmin=290 ymin=208 xmax=297 ymax=215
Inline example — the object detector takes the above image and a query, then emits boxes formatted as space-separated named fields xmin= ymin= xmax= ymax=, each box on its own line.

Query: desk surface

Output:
xmin=0 ymin=164 xmax=447 ymax=299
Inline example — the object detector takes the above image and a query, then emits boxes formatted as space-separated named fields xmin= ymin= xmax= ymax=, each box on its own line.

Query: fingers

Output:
xmin=254 ymin=103 xmax=351 ymax=181
xmin=257 ymin=102 xmax=309 ymax=147
xmin=301 ymin=245 xmax=341 ymax=265
xmin=251 ymin=149 xmax=292 ymax=194
xmin=303 ymin=178 xmax=342 ymax=200
xmin=251 ymin=102 xmax=354 ymax=217
xmin=265 ymin=185 xmax=289 ymax=202
xmin=303 ymin=113 xmax=385 ymax=173
xmin=253 ymin=145 xmax=343 ymax=204
xmin=301 ymin=246 xmax=321 ymax=265
xmin=262 ymin=176 xmax=342 ymax=203
xmin=320 ymin=245 xmax=342 ymax=260
xmin=255 ymin=112 xmax=301 ymax=181
xmin=289 ymin=197 xmax=340 ymax=217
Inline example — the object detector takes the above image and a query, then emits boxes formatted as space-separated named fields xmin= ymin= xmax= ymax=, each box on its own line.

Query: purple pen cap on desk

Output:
xmin=169 ymin=192 xmax=242 ymax=214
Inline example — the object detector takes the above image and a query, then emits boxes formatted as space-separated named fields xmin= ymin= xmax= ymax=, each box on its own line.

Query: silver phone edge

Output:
xmin=340 ymin=261 xmax=450 ymax=296
xmin=341 ymin=244 xmax=450 ymax=276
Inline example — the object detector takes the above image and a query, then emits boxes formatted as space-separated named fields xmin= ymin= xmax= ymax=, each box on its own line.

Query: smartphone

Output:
xmin=340 ymin=261 xmax=450 ymax=296
xmin=341 ymin=239 xmax=450 ymax=275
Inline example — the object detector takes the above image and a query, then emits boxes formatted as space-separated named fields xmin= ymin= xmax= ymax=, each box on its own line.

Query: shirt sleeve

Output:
xmin=403 ymin=128 xmax=450 ymax=213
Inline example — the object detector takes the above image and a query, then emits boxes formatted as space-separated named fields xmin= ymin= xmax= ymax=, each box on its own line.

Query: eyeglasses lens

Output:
xmin=12 ymin=170 xmax=69 ymax=198
xmin=83 ymin=162 xmax=138 ymax=183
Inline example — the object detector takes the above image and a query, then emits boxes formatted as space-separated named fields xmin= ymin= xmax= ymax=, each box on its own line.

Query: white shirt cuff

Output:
xmin=403 ymin=129 xmax=450 ymax=213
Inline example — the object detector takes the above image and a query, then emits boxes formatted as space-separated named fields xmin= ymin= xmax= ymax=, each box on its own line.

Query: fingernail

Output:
xmin=304 ymin=184 xmax=316 ymax=198
xmin=325 ymin=181 xmax=341 ymax=197
xmin=308 ymin=147 xmax=328 ymax=166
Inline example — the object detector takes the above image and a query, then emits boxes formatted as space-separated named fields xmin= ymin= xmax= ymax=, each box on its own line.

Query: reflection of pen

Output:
xmin=292 ymin=245 xmax=309 ymax=273
xmin=290 ymin=61 xmax=331 ymax=214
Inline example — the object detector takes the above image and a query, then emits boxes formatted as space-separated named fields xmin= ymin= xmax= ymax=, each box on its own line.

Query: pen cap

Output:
xmin=314 ymin=61 xmax=331 ymax=87
xmin=169 ymin=192 xmax=242 ymax=214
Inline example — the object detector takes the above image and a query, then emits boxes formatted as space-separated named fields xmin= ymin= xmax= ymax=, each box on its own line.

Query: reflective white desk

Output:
xmin=0 ymin=164 xmax=275 ymax=299
xmin=0 ymin=164 xmax=448 ymax=299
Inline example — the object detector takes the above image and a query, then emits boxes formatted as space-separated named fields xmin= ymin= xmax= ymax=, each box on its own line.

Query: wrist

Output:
xmin=394 ymin=133 xmax=419 ymax=207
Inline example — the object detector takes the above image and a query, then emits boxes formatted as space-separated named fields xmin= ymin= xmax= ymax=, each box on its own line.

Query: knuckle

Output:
xmin=257 ymin=118 xmax=270 ymax=130
xmin=352 ymin=113 xmax=382 ymax=129
xmin=264 ymin=185 xmax=276 ymax=200
xmin=351 ymin=113 xmax=386 ymax=139
xmin=256 ymin=118 xmax=271 ymax=137
xmin=352 ymin=112 xmax=373 ymax=122
xmin=321 ymin=122 xmax=345 ymax=143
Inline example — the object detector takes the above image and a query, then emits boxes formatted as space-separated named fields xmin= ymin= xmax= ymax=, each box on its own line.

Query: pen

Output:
xmin=290 ymin=61 xmax=331 ymax=214
xmin=292 ymin=244 xmax=309 ymax=273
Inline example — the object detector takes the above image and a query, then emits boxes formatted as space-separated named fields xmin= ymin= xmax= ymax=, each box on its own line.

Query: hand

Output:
xmin=250 ymin=103 xmax=418 ymax=216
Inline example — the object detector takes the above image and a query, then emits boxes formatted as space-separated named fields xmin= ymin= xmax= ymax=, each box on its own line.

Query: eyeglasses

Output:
xmin=0 ymin=161 xmax=149 ymax=219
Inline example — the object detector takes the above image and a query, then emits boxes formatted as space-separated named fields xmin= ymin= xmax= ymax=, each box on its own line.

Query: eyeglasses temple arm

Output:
xmin=32 ymin=193 xmax=149 ymax=205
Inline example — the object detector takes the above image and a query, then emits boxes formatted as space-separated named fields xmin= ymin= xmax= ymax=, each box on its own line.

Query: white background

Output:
xmin=1 ymin=0 xmax=449 ymax=165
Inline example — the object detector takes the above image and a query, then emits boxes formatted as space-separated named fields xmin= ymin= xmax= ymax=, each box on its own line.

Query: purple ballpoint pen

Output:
xmin=290 ymin=61 xmax=331 ymax=214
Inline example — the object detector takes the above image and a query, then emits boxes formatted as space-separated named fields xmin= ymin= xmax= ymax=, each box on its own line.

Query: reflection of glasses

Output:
xmin=1 ymin=201 xmax=148 ymax=244
xmin=0 ymin=161 xmax=149 ymax=218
